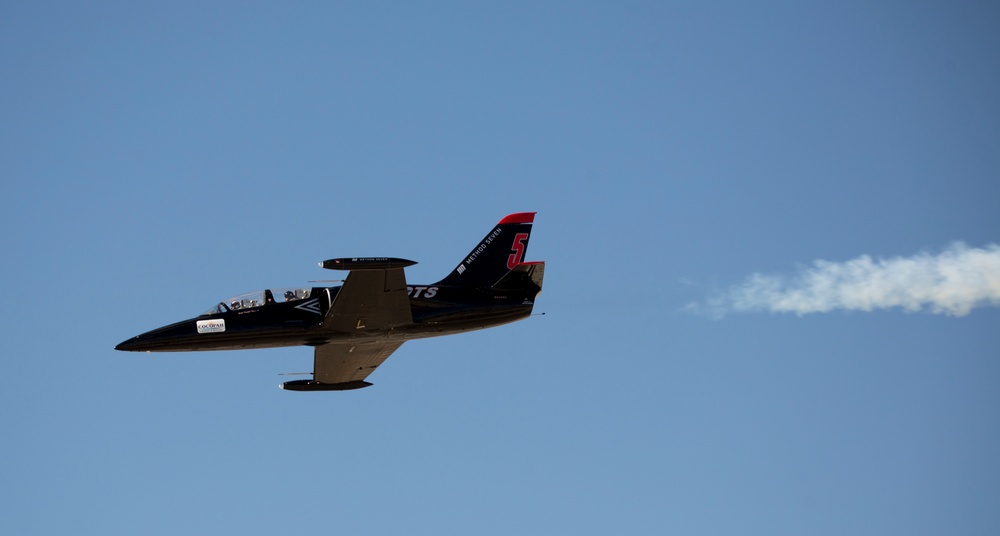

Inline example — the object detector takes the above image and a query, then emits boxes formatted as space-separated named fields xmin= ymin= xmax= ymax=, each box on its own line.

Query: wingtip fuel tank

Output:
xmin=320 ymin=257 xmax=417 ymax=270
xmin=280 ymin=380 xmax=374 ymax=391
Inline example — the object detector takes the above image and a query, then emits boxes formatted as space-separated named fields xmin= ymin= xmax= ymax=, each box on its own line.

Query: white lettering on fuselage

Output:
xmin=407 ymin=286 xmax=438 ymax=298
xmin=197 ymin=319 xmax=226 ymax=334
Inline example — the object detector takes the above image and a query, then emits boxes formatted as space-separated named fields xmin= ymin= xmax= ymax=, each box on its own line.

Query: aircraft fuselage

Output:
xmin=114 ymin=284 xmax=536 ymax=353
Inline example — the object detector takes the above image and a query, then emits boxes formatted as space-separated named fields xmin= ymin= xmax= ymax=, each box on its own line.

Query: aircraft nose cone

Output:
xmin=114 ymin=319 xmax=197 ymax=352
xmin=115 ymin=337 xmax=142 ymax=351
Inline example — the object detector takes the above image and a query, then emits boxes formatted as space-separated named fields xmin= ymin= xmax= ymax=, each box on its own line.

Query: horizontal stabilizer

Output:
xmin=280 ymin=380 xmax=374 ymax=391
xmin=493 ymin=261 xmax=545 ymax=291
xmin=320 ymin=257 xmax=417 ymax=270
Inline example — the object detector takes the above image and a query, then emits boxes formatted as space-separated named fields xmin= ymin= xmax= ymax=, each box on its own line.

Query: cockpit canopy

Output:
xmin=202 ymin=288 xmax=312 ymax=315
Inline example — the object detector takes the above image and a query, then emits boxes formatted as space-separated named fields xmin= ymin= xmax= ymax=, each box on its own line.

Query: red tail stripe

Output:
xmin=498 ymin=212 xmax=536 ymax=224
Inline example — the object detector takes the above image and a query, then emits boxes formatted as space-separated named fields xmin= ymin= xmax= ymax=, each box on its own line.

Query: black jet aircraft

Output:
xmin=115 ymin=212 xmax=544 ymax=391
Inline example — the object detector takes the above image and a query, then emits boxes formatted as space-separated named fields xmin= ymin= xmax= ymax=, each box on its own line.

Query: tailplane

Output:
xmin=492 ymin=261 xmax=545 ymax=294
xmin=436 ymin=212 xmax=537 ymax=288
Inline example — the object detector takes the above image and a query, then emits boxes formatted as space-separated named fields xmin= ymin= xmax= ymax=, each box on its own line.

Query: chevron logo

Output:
xmin=294 ymin=299 xmax=322 ymax=315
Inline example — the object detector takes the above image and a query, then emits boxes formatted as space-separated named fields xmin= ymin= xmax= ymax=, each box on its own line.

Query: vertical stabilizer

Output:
xmin=436 ymin=212 xmax=536 ymax=288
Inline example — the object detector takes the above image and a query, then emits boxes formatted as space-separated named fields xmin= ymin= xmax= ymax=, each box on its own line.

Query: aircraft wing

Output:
xmin=281 ymin=263 xmax=412 ymax=391
xmin=324 ymin=267 xmax=413 ymax=332
xmin=313 ymin=339 xmax=405 ymax=384
xmin=281 ymin=340 xmax=404 ymax=391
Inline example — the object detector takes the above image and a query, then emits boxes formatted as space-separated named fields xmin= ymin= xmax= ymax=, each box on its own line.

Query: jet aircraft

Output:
xmin=115 ymin=213 xmax=544 ymax=391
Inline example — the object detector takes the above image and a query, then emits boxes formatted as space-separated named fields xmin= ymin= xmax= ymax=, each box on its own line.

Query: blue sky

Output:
xmin=2 ymin=1 xmax=998 ymax=534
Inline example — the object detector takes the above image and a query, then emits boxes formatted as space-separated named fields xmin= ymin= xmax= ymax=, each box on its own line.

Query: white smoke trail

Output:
xmin=690 ymin=242 xmax=1000 ymax=318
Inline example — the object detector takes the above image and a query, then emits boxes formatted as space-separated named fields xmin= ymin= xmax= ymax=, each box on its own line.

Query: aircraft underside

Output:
xmin=116 ymin=300 xmax=535 ymax=352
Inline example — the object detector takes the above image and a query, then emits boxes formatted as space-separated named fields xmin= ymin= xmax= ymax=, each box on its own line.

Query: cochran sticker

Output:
xmin=196 ymin=319 xmax=226 ymax=334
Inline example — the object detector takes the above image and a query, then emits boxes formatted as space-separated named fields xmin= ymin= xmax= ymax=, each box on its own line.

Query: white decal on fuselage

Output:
xmin=197 ymin=319 xmax=226 ymax=334
xmin=407 ymin=286 xmax=438 ymax=298
xmin=294 ymin=298 xmax=322 ymax=314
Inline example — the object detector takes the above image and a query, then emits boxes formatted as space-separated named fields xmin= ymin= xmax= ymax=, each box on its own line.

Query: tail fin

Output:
xmin=436 ymin=212 xmax=536 ymax=288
